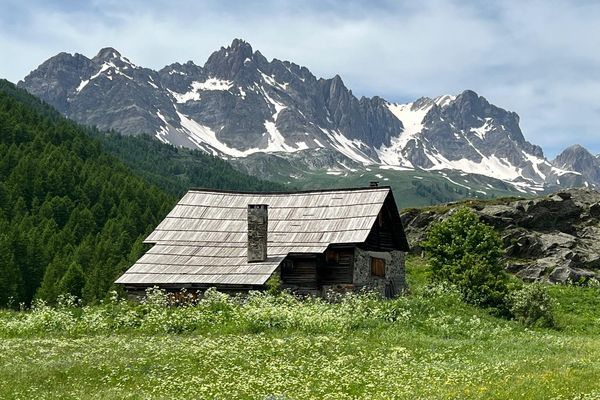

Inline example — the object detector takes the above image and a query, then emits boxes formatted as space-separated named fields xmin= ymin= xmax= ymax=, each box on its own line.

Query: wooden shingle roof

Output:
xmin=116 ymin=186 xmax=400 ymax=287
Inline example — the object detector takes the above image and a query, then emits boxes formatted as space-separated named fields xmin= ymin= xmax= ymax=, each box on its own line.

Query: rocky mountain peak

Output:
xmin=93 ymin=47 xmax=122 ymax=62
xmin=550 ymin=144 xmax=600 ymax=188
xmin=565 ymin=143 xmax=587 ymax=152
xmin=326 ymin=74 xmax=348 ymax=94
xmin=458 ymin=89 xmax=479 ymax=101
xmin=230 ymin=38 xmax=253 ymax=53
xmin=204 ymin=38 xmax=257 ymax=79
xmin=553 ymin=144 xmax=595 ymax=168
xmin=447 ymin=90 xmax=490 ymax=125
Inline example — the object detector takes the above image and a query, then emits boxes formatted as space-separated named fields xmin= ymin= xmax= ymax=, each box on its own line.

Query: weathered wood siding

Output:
xmin=319 ymin=248 xmax=354 ymax=285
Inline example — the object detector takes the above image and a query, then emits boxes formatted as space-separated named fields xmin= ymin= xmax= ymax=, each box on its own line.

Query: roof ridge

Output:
xmin=186 ymin=186 xmax=391 ymax=195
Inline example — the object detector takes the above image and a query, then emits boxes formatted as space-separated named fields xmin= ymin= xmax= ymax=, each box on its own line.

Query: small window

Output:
xmin=325 ymin=249 xmax=339 ymax=264
xmin=371 ymin=257 xmax=385 ymax=277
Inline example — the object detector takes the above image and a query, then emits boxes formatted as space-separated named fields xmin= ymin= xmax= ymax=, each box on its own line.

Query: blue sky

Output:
xmin=1 ymin=0 xmax=599 ymax=158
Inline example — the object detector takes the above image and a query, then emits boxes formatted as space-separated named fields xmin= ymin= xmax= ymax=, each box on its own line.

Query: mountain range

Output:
xmin=18 ymin=39 xmax=598 ymax=194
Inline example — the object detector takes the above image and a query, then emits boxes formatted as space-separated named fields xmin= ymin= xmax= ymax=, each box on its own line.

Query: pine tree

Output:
xmin=58 ymin=262 xmax=86 ymax=299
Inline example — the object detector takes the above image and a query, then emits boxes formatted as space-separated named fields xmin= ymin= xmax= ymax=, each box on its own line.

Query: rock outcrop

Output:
xmin=401 ymin=188 xmax=600 ymax=283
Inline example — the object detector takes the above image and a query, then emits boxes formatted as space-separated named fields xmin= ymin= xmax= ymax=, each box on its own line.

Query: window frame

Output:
xmin=370 ymin=257 xmax=386 ymax=278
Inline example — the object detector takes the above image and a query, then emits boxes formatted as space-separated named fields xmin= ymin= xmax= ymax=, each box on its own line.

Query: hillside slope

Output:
xmin=0 ymin=79 xmax=176 ymax=305
xmin=93 ymin=132 xmax=287 ymax=197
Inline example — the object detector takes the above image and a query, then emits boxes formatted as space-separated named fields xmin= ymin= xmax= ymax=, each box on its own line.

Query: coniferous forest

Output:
xmin=0 ymin=80 xmax=284 ymax=306
xmin=94 ymin=132 xmax=286 ymax=197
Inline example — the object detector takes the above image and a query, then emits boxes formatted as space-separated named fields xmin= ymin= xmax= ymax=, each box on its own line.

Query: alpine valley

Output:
xmin=19 ymin=39 xmax=599 ymax=206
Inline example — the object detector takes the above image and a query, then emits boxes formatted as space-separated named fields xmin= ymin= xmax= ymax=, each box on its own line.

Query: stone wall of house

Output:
xmin=353 ymin=248 xmax=406 ymax=297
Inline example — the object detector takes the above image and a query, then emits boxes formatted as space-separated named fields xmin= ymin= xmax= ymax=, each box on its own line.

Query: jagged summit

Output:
xmin=213 ymin=38 xmax=254 ymax=59
xmin=229 ymin=38 xmax=253 ymax=52
xmin=18 ymin=39 xmax=586 ymax=192
xmin=202 ymin=39 xmax=264 ymax=81
xmin=93 ymin=47 xmax=122 ymax=61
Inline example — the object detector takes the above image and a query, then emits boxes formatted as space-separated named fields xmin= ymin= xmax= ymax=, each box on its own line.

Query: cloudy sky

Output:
xmin=1 ymin=0 xmax=599 ymax=157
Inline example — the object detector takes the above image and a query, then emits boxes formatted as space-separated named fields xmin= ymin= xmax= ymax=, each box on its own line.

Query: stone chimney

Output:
xmin=247 ymin=204 xmax=268 ymax=262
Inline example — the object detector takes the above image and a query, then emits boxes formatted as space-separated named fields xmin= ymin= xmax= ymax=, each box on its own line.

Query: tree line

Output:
xmin=0 ymin=80 xmax=285 ymax=307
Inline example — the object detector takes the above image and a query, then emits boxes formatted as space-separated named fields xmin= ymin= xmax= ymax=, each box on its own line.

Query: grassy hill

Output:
xmin=234 ymin=152 xmax=536 ymax=208
xmin=0 ymin=256 xmax=598 ymax=399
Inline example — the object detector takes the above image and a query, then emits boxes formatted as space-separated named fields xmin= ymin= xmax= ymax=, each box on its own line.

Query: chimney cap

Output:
xmin=369 ymin=181 xmax=379 ymax=187
xmin=248 ymin=204 xmax=268 ymax=209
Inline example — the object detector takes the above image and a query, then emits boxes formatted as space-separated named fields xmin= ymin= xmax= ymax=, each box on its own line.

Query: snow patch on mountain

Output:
xmin=442 ymin=175 xmax=471 ymax=190
xmin=75 ymin=61 xmax=137 ymax=93
xmin=76 ymin=79 xmax=90 ymax=93
xmin=319 ymin=127 xmax=374 ymax=165
xmin=154 ymin=111 xmax=170 ymax=144
xmin=552 ymin=167 xmax=581 ymax=177
xmin=169 ymin=78 xmax=233 ymax=103
xmin=76 ymin=63 xmax=112 ymax=93
xmin=194 ymin=78 xmax=233 ymax=91
xmin=259 ymin=87 xmax=299 ymax=152
xmin=176 ymin=111 xmax=252 ymax=157
xmin=260 ymin=71 xmax=288 ymax=91
xmin=426 ymin=152 xmax=524 ymax=182
xmin=521 ymin=151 xmax=549 ymax=180
xmin=434 ymin=94 xmax=456 ymax=107
xmin=470 ymin=118 xmax=493 ymax=139
xmin=376 ymin=100 xmax=435 ymax=166
xmin=168 ymin=88 xmax=201 ymax=103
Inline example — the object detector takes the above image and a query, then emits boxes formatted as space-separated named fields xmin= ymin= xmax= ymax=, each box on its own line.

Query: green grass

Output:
xmin=0 ymin=257 xmax=599 ymax=399
xmin=238 ymin=154 xmax=532 ymax=208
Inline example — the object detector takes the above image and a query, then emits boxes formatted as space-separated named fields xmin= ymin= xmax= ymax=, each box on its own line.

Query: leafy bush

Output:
xmin=265 ymin=274 xmax=282 ymax=295
xmin=422 ymin=207 xmax=509 ymax=312
xmin=509 ymin=283 xmax=555 ymax=327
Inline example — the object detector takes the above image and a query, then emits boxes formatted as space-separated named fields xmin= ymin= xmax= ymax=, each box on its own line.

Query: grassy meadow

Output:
xmin=1 ymin=257 xmax=599 ymax=400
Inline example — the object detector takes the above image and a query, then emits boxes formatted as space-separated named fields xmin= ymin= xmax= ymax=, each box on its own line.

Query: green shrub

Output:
xmin=509 ymin=283 xmax=555 ymax=327
xmin=265 ymin=273 xmax=282 ymax=295
xmin=422 ymin=207 xmax=509 ymax=313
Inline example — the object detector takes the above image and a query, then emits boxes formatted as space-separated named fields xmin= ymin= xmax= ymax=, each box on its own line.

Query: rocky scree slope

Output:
xmin=401 ymin=188 xmax=600 ymax=283
xmin=19 ymin=39 xmax=584 ymax=191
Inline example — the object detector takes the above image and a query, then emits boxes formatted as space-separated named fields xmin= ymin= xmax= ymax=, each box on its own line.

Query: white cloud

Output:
xmin=1 ymin=0 xmax=599 ymax=157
